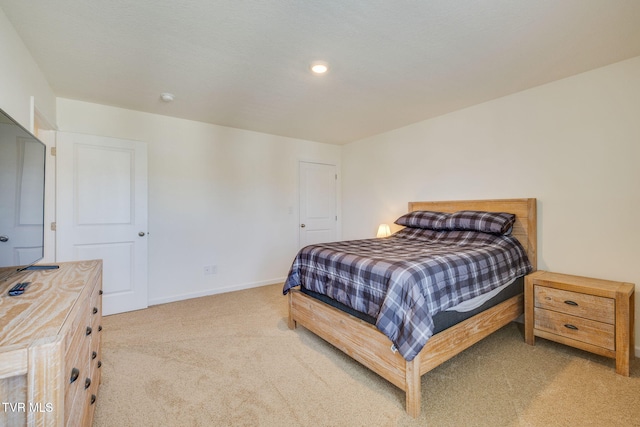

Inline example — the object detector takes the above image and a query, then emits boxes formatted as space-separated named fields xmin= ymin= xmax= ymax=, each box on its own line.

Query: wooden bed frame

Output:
xmin=287 ymin=198 xmax=537 ymax=417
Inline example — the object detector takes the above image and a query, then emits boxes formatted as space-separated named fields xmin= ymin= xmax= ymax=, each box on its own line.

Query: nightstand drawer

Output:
xmin=534 ymin=307 xmax=615 ymax=350
xmin=534 ymin=286 xmax=614 ymax=324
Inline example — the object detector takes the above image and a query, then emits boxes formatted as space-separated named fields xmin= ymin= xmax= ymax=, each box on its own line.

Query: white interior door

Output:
xmin=299 ymin=161 xmax=337 ymax=247
xmin=56 ymin=132 xmax=148 ymax=315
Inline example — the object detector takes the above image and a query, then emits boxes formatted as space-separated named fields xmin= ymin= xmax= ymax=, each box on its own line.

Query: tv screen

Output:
xmin=0 ymin=108 xmax=46 ymax=283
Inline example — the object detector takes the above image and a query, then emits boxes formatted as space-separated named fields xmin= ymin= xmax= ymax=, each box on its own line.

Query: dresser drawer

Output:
xmin=64 ymin=349 xmax=88 ymax=423
xmin=90 ymin=286 xmax=102 ymax=333
xmin=90 ymin=336 xmax=102 ymax=387
xmin=89 ymin=285 xmax=103 ymax=395
xmin=64 ymin=312 xmax=92 ymax=423
xmin=534 ymin=307 xmax=615 ymax=350
xmin=534 ymin=286 xmax=614 ymax=324
xmin=83 ymin=365 xmax=101 ymax=426
xmin=66 ymin=358 xmax=91 ymax=427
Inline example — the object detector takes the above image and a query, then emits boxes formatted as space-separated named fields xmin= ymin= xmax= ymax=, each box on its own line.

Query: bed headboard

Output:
xmin=408 ymin=198 xmax=537 ymax=270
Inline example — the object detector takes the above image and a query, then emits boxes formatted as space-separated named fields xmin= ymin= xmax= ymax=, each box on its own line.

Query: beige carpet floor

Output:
xmin=93 ymin=284 xmax=640 ymax=427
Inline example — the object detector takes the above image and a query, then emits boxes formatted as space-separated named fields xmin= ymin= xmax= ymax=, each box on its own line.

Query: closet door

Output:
xmin=56 ymin=132 xmax=148 ymax=315
xmin=299 ymin=161 xmax=337 ymax=247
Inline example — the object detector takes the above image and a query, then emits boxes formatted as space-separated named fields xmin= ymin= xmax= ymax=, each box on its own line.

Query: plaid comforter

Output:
xmin=283 ymin=227 xmax=532 ymax=361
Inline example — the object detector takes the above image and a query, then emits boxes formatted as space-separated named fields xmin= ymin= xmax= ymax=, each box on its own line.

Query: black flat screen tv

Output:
xmin=0 ymin=108 xmax=46 ymax=283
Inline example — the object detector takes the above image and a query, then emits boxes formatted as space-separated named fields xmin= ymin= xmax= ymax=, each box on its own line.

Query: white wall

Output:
xmin=343 ymin=56 xmax=640 ymax=349
xmin=0 ymin=7 xmax=57 ymax=264
xmin=56 ymin=99 xmax=341 ymax=304
xmin=0 ymin=8 xmax=56 ymax=129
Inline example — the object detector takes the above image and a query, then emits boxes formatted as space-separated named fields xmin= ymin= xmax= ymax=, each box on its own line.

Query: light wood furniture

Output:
xmin=525 ymin=270 xmax=635 ymax=376
xmin=0 ymin=260 xmax=103 ymax=426
xmin=288 ymin=198 xmax=537 ymax=417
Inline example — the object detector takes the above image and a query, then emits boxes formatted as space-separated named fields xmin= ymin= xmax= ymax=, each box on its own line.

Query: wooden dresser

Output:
xmin=0 ymin=260 xmax=103 ymax=426
xmin=525 ymin=270 xmax=635 ymax=376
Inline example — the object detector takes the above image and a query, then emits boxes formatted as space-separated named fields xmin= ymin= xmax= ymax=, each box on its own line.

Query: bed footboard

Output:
xmin=288 ymin=289 xmax=525 ymax=418
xmin=288 ymin=290 xmax=422 ymax=413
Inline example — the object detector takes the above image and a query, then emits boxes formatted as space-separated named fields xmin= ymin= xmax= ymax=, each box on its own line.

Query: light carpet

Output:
xmin=93 ymin=284 xmax=640 ymax=426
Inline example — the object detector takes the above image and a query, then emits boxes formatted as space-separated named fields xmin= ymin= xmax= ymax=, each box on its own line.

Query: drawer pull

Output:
xmin=85 ymin=378 xmax=92 ymax=389
xmin=99 ymin=289 xmax=103 ymax=295
xmin=564 ymin=300 xmax=579 ymax=306
xmin=86 ymin=326 xmax=92 ymax=336
xmin=70 ymin=368 xmax=80 ymax=384
xmin=91 ymin=394 xmax=97 ymax=405
xmin=92 ymin=351 xmax=97 ymax=360
xmin=98 ymin=360 xmax=102 ymax=368
xmin=98 ymin=325 xmax=103 ymax=332
xmin=564 ymin=323 xmax=579 ymax=330
xmin=93 ymin=307 xmax=98 ymax=314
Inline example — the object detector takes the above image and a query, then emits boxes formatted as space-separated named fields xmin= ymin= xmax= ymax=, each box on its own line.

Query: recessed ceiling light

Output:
xmin=160 ymin=92 xmax=175 ymax=102
xmin=310 ymin=61 xmax=329 ymax=75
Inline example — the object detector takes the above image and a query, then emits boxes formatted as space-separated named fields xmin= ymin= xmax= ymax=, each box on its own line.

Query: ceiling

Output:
xmin=2 ymin=1 xmax=640 ymax=145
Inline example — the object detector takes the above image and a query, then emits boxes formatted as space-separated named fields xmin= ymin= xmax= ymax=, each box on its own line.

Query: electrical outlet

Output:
xmin=203 ymin=265 xmax=217 ymax=275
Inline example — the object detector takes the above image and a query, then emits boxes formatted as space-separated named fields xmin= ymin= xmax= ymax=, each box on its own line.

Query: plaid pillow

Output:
xmin=445 ymin=210 xmax=515 ymax=235
xmin=394 ymin=210 xmax=450 ymax=230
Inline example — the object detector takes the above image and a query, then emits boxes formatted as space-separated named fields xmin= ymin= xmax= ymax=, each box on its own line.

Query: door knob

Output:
xmin=138 ymin=232 xmax=146 ymax=237
xmin=300 ymin=224 xmax=306 ymax=228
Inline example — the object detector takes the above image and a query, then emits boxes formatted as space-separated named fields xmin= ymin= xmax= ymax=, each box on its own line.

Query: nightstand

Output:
xmin=525 ymin=271 xmax=635 ymax=376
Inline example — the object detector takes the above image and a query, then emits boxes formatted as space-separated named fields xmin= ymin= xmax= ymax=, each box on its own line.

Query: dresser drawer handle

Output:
xmin=91 ymin=394 xmax=97 ymax=405
xmin=98 ymin=360 xmax=102 ymax=368
xmin=99 ymin=290 xmax=103 ymax=295
xmin=564 ymin=300 xmax=578 ymax=306
xmin=93 ymin=307 xmax=98 ymax=314
xmin=70 ymin=368 xmax=80 ymax=384
xmin=85 ymin=378 xmax=92 ymax=389
xmin=86 ymin=326 xmax=92 ymax=336
xmin=98 ymin=325 xmax=103 ymax=332
xmin=564 ymin=323 xmax=579 ymax=330
xmin=92 ymin=351 xmax=97 ymax=360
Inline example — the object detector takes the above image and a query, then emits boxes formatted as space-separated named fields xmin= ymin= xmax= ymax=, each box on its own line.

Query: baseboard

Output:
xmin=148 ymin=276 xmax=286 ymax=306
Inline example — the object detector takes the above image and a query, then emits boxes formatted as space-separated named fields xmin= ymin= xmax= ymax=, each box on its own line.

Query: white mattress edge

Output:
xmin=446 ymin=277 xmax=518 ymax=313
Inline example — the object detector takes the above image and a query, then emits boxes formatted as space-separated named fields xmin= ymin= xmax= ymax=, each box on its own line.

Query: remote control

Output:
xmin=24 ymin=265 xmax=59 ymax=271
xmin=8 ymin=282 xmax=30 ymax=296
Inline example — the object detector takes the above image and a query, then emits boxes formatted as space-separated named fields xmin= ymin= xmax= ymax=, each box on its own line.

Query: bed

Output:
xmin=283 ymin=198 xmax=537 ymax=417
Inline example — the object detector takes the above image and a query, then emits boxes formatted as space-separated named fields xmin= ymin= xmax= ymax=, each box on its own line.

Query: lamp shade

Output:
xmin=376 ymin=223 xmax=391 ymax=238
